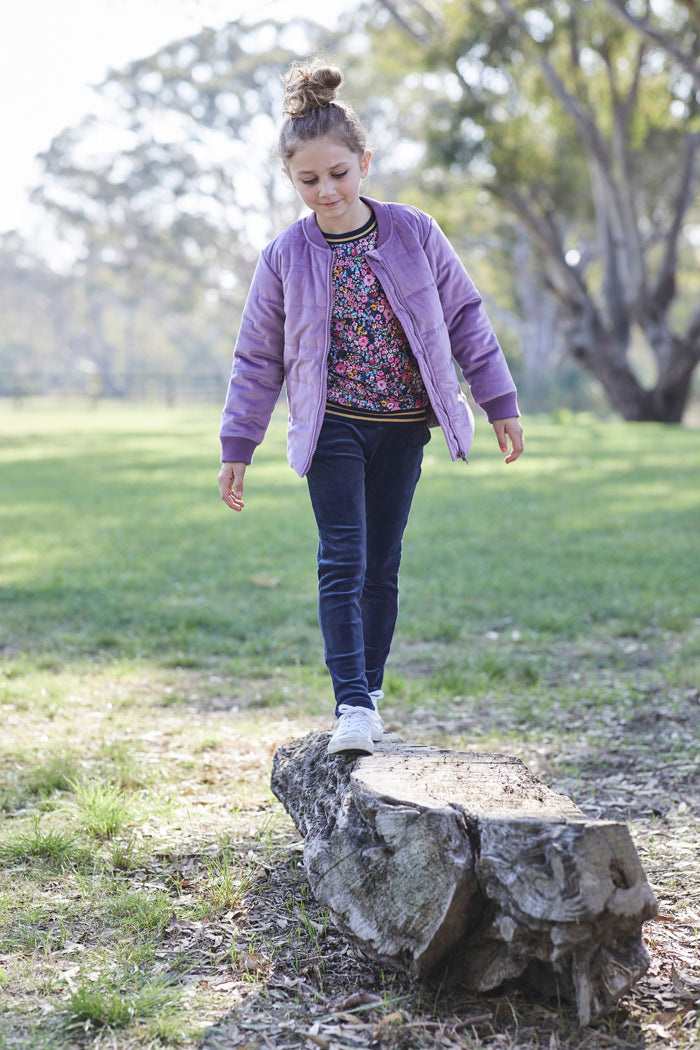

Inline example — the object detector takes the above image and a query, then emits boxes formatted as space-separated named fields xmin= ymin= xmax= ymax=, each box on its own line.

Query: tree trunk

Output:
xmin=565 ymin=308 xmax=697 ymax=422
xmin=271 ymin=733 xmax=657 ymax=1025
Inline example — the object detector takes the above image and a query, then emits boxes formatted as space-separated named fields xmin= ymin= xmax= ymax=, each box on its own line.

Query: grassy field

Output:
xmin=0 ymin=401 xmax=698 ymax=1049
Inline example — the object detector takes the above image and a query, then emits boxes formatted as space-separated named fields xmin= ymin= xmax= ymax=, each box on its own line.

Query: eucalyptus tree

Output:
xmin=372 ymin=0 xmax=700 ymax=421
xmin=607 ymin=0 xmax=700 ymax=88
xmin=32 ymin=17 xmax=331 ymax=394
xmin=0 ymin=233 xmax=68 ymax=396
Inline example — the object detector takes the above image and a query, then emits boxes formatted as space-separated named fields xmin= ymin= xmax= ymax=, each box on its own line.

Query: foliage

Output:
xmin=6 ymin=4 xmax=700 ymax=420
xmin=368 ymin=0 xmax=700 ymax=421
xmin=0 ymin=11 xmax=599 ymax=415
xmin=15 ymin=18 xmax=338 ymax=398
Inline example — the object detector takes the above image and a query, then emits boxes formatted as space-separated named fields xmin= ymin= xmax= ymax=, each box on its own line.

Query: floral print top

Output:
xmin=323 ymin=212 xmax=429 ymax=421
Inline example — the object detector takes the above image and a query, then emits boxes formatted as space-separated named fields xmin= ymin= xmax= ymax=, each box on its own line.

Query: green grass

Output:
xmin=67 ymin=970 xmax=181 ymax=1031
xmin=405 ymin=415 xmax=699 ymax=639
xmin=0 ymin=400 xmax=698 ymax=1049
xmin=0 ymin=818 xmax=88 ymax=872
xmin=68 ymin=779 xmax=134 ymax=840
xmin=0 ymin=752 xmax=81 ymax=813
xmin=1 ymin=402 xmax=697 ymax=684
xmin=0 ymin=401 xmax=319 ymax=677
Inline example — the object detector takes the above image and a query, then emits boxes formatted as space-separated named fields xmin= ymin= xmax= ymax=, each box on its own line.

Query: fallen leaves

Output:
xmin=1 ymin=647 xmax=697 ymax=1050
xmin=300 ymin=1003 xmax=494 ymax=1050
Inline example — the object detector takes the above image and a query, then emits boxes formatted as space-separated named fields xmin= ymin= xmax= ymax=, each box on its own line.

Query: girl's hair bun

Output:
xmin=282 ymin=63 xmax=343 ymax=117
xmin=278 ymin=60 xmax=367 ymax=163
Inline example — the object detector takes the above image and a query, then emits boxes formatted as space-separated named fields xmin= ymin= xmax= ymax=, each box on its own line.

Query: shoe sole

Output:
xmin=327 ymin=734 xmax=375 ymax=755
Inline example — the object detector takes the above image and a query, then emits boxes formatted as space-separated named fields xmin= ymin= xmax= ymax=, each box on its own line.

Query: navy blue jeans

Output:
xmin=306 ymin=415 xmax=430 ymax=715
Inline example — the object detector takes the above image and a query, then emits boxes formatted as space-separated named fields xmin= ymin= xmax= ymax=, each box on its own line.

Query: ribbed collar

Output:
xmin=302 ymin=197 xmax=391 ymax=251
xmin=322 ymin=209 xmax=376 ymax=244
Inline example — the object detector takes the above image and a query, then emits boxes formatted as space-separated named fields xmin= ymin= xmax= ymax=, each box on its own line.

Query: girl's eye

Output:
xmin=301 ymin=171 xmax=347 ymax=185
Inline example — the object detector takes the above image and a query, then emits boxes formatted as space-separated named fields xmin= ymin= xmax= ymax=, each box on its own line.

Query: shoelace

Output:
xmin=338 ymin=708 xmax=373 ymax=733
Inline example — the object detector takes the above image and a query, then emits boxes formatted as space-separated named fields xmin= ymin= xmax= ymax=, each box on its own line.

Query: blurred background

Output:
xmin=2 ymin=0 xmax=699 ymax=423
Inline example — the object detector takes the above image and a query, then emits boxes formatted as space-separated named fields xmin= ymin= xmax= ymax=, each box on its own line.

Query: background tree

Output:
xmin=340 ymin=40 xmax=586 ymax=409
xmin=10 ymin=2 xmax=699 ymax=418
xmin=607 ymin=0 xmax=700 ymax=89
xmin=29 ymin=17 xmax=337 ymax=396
xmin=371 ymin=0 xmax=700 ymax=421
xmin=0 ymin=232 xmax=68 ymax=398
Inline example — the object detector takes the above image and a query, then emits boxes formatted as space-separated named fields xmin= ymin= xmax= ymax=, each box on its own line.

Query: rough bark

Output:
xmin=271 ymin=732 xmax=657 ymax=1024
xmin=454 ymin=3 xmax=700 ymax=423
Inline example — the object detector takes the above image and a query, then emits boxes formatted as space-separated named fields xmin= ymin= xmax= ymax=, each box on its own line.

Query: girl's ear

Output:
xmin=360 ymin=151 xmax=371 ymax=179
xmin=281 ymin=166 xmax=293 ymax=187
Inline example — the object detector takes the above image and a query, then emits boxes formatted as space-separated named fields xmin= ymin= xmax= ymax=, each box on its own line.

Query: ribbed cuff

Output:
xmin=220 ymin=436 xmax=257 ymax=464
xmin=480 ymin=393 xmax=519 ymax=423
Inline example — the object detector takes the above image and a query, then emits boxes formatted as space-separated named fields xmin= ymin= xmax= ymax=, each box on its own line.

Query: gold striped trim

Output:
xmin=323 ymin=214 xmax=377 ymax=244
xmin=324 ymin=402 xmax=427 ymax=423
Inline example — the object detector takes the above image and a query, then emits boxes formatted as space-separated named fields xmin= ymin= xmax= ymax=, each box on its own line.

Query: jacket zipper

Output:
xmin=366 ymin=252 xmax=466 ymax=460
xmin=301 ymin=251 xmax=334 ymax=476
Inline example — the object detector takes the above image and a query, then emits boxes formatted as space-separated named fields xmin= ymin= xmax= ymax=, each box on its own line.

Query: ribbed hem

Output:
xmin=480 ymin=392 xmax=519 ymax=423
xmin=325 ymin=401 xmax=428 ymax=423
xmin=220 ymin=436 xmax=257 ymax=464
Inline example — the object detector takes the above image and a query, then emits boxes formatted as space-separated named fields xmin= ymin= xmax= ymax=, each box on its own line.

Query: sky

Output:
xmin=0 ymin=0 xmax=348 ymax=235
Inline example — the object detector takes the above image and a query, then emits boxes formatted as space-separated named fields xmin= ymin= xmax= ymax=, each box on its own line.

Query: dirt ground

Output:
xmin=1 ymin=664 xmax=698 ymax=1050
xmin=143 ymin=679 xmax=700 ymax=1050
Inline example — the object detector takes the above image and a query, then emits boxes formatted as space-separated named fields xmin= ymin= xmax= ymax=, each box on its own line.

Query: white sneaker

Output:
xmin=328 ymin=704 xmax=384 ymax=755
xmin=368 ymin=690 xmax=384 ymax=734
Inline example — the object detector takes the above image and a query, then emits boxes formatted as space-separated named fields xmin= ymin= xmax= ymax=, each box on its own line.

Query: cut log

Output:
xmin=271 ymin=732 xmax=657 ymax=1024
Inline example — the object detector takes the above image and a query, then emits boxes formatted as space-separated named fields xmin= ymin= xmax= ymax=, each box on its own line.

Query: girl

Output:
xmin=218 ymin=63 xmax=523 ymax=755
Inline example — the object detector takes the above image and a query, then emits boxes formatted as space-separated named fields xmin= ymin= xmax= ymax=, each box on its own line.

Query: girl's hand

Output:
xmin=218 ymin=461 xmax=247 ymax=511
xmin=493 ymin=418 xmax=524 ymax=464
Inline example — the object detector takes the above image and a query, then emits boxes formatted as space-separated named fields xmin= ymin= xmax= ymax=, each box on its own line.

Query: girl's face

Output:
xmin=286 ymin=136 xmax=371 ymax=234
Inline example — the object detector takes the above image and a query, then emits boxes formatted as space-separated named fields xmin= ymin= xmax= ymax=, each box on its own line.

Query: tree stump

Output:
xmin=271 ymin=732 xmax=657 ymax=1024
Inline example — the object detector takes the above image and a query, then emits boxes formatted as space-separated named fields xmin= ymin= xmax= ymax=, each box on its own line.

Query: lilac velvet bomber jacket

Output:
xmin=219 ymin=197 xmax=519 ymax=477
